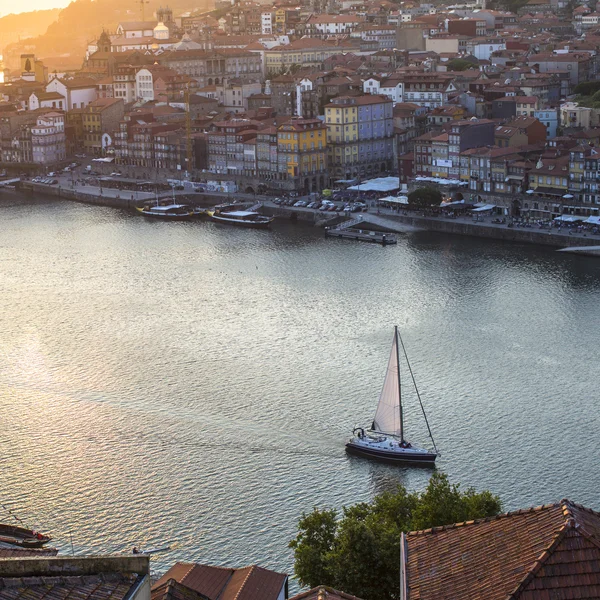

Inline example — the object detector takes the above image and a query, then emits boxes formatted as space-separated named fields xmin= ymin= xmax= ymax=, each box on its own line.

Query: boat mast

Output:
xmin=395 ymin=325 xmax=404 ymax=442
xmin=397 ymin=332 xmax=439 ymax=455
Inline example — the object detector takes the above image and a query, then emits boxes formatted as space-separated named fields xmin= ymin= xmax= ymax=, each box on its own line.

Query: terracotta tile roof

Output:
xmin=0 ymin=572 xmax=142 ymax=600
xmin=152 ymin=578 xmax=210 ymax=600
xmin=153 ymin=563 xmax=287 ymax=600
xmin=57 ymin=77 xmax=99 ymax=89
xmin=290 ymin=586 xmax=365 ymax=600
xmin=405 ymin=499 xmax=600 ymax=600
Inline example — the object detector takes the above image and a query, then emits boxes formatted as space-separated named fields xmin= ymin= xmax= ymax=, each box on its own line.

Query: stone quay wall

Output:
xmin=378 ymin=213 xmax=595 ymax=248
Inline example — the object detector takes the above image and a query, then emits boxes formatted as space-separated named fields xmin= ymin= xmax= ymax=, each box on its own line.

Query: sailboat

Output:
xmin=345 ymin=326 xmax=439 ymax=464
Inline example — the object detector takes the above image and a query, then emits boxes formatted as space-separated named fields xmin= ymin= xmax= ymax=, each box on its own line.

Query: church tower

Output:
xmin=98 ymin=30 xmax=111 ymax=53
xmin=157 ymin=6 xmax=174 ymax=25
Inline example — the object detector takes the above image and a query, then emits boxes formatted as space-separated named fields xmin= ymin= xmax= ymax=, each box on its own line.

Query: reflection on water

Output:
xmin=1 ymin=195 xmax=599 ymax=582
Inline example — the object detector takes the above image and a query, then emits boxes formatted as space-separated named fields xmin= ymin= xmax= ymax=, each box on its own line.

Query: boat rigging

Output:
xmin=345 ymin=326 xmax=439 ymax=464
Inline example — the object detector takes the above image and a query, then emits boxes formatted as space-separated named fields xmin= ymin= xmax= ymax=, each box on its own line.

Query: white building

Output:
xmin=135 ymin=68 xmax=157 ymax=102
xmin=45 ymin=77 xmax=97 ymax=110
xmin=116 ymin=21 xmax=158 ymax=38
xmin=217 ymin=80 xmax=262 ymax=112
xmin=305 ymin=14 xmax=365 ymax=37
xmin=31 ymin=112 xmax=66 ymax=165
xmin=28 ymin=91 xmax=66 ymax=111
xmin=468 ymin=39 xmax=506 ymax=61
xmin=261 ymin=11 xmax=274 ymax=34
xmin=363 ymin=77 xmax=404 ymax=105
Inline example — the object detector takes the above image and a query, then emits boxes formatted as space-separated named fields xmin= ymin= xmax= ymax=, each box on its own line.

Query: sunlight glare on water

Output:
xmin=1 ymin=195 xmax=599 ymax=583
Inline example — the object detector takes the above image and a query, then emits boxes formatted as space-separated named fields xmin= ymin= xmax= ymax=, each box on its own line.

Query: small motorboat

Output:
xmin=345 ymin=326 xmax=439 ymax=465
xmin=0 ymin=524 xmax=51 ymax=548
xmin=135 ymin=203 xmax=194 ymax=220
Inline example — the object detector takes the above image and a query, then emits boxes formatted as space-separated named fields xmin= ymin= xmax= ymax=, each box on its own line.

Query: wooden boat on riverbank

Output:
xmin=345 ymin=326 xmax=438 ymax=465
xmin=211 ymin=210 xmax=273 ymax=228
xmin=135 ymin=204 xmax=194 ymax=220
xmin=0 ymin=524 xmax=51 ymax=548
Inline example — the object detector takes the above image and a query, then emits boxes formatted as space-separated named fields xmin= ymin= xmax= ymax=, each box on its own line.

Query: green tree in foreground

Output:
xmin=408 ymin=187 xmax=443 ymax=208
xmin=289 ymin=472 xmax=501 ymax=600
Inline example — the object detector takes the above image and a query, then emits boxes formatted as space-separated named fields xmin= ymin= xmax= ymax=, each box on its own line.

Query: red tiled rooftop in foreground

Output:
xmin=404 ymin=499 xmax=600 ymax=600
xmin=0 ymin=571 xmax=142 ymax=600
xmin=153 ymin=562 xmax=287 ymax=600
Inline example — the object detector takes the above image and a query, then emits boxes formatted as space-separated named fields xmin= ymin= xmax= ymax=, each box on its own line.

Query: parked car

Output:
xmin=47 ymin=172 xmax=56 ymax=177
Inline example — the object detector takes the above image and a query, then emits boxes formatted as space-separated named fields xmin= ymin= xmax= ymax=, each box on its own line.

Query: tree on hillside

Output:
xmin=408 ymin=187 xmax=443 ymax=208
xmin=446 ymin=58 xmax=475 ymax=72
xmin=289 ymin=472 xmax=502 ymax=600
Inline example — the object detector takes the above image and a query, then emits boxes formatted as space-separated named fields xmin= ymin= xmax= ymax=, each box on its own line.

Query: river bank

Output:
xmin=12 ymin=181 xmax=600 ymax=253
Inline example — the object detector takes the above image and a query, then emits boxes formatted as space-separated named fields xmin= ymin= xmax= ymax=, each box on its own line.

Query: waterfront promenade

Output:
xmin=11 ymin=176 xmax=600 ymax=253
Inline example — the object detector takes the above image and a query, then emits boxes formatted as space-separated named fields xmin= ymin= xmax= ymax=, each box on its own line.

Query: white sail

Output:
xmin=372 ymin=331 xmax=401 ymax=436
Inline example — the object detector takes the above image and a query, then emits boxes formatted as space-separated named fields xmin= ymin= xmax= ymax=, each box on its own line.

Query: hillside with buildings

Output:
xmin=4 ymin=0 xmax=600 ymax=221
xmin=0 ymin=9 xmax=61 ymax=55
xmin=1 ymin=0 xmax=213 ymax=71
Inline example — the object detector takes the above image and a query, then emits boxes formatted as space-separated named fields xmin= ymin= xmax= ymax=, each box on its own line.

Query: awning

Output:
xmin=472 ymin=204 xmax=496 ymax=212
xmin=554 ymin=215 xmax=586 ymax=222
xmin=380 ymin=195 xmax=408 ymax=204
xmin=506 ymin=175 xmax=524 ymax=181
xmin=347 ymin=177 xmax=400 ymax=192
xmin=440 ymin=199 xmax=465 ymax=207
xmin=532 ymin=186 xmax=565 ymax=196
xmin=584 ymin=216 xmax=600 ymax=225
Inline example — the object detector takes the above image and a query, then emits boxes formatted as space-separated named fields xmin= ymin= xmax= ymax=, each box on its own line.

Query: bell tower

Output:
xmin=98 ymin=30 xmax=111 ymax=53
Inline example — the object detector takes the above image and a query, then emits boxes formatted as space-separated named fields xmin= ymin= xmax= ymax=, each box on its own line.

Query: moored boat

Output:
xmin=0 ymin=523 xmax=51 ymax=548
xmin=345 ymin=326 xmax=439 ymax=465
xmin=211 ymin=210 xmax=273 ymax=228
xmin=135 ymin=204 xmax=194 ymax=220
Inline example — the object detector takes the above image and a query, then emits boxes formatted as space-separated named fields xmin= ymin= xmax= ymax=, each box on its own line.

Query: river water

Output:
xmin=1 ymin=193 xmax=599 ymax=581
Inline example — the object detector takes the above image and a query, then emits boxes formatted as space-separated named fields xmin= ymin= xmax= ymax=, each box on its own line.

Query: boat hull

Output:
xmin=0 ymin=525 xmax=51 ymax=548
xmin=345 ymin=441 xmax=437 ymax=465
xmin=135 ymin=207 xmax=193 ymax=221
xmin=211 ymin=215 xmax=273 ymax=228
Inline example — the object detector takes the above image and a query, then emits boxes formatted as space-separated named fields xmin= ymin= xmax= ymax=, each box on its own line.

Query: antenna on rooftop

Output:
xmin=137 ymin=0 xmax=150 ymax=22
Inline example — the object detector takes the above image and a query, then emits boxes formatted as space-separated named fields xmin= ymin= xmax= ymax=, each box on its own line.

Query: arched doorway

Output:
xmin=245 ymin=186 xmax=255 ymax=194
xmin=512 ymin=198 xmax=521 ymax=217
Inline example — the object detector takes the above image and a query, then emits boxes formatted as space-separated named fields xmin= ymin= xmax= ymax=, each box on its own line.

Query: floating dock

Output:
xmin=557 ymin=245 xmax=600 ymax=257
xmin=325 ymin=227 xmax=397 ymax=245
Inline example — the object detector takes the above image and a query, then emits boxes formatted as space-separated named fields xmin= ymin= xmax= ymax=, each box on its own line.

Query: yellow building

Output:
xmin=264 ymin=38 xmax=352 ymax=76
xmin=277 ymin=118 xmax=327 ymax=192
xmin=82 ymin=98 xmax=125 ymax=156
xmin=275 ymin=8 xmax=286 ymax=27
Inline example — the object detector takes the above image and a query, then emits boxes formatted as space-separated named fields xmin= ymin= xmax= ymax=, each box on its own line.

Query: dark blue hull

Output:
xmin=345 ymin=442 xmax=437 ymax=465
